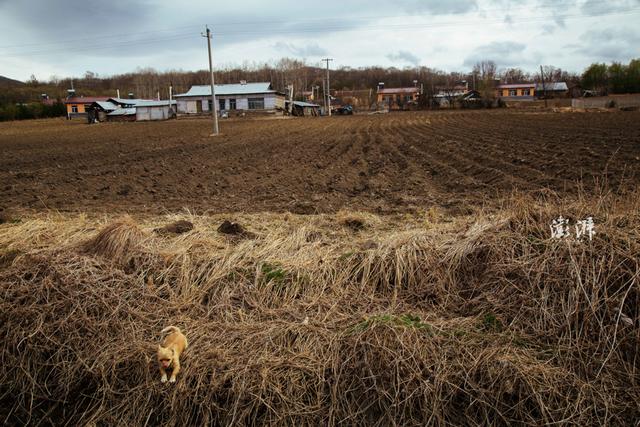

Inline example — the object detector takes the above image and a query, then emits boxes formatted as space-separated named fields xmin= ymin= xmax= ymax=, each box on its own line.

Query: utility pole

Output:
xmin=322 ymin=58 xmax=333 ymax=116
xmin=322 ymin=79 xmax=326 ymax=112
xmin=540 ymin=65 xmax=548 ymax=108
xmin=202 ymin=25 xmax=219 ymax=135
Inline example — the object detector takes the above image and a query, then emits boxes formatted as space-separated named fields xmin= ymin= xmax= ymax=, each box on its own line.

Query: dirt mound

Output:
xmin=154 ymin=220 xmax=194 ymax=235
xmin=217 ymin=220 xmax=255 ymax=239
xmin=1 ymin=189 xmax=638 ymax=425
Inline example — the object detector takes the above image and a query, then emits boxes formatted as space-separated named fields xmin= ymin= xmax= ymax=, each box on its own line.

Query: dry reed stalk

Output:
xmin=0 ymin=188 xmax=638 ymax=425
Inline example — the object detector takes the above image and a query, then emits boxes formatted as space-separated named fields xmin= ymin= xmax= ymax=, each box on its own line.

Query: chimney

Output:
xmin=41 ymin=93 xmax=48 ymax=100
xmin=66 ymin=88 xmax=76 ymax=99
xmin=240 ymin=80 xmax=247 ymax=85
xmin=128 ymin=92 xmax=134 ymax=99
xmin=378 ymin=82 xmax=385 ymax=91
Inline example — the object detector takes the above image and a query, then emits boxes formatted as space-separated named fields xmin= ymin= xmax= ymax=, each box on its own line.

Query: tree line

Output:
xmin=581 ymin=59 xmax=640 ymax=95
xmin=1 ymin=57 xmax=638 ymax=121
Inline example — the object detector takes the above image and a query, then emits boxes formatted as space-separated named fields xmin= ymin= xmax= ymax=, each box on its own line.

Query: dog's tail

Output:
xmin=161 ymin=326 xmax=181 ymax=334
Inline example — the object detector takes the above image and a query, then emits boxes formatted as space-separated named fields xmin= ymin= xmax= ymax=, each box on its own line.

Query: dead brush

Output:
xmin=341 ymin=230 xmax=441 ymax=306
xmin=80 ymin=216 xmax=147 ymax=265
xmin=0 ymin=188 xmax=639 ymax=425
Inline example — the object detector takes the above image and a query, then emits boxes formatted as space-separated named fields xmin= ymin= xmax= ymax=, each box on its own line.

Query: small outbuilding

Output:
xmin=88 ymin=98 xmax=176 ymax=122
xmin=535 ymin=82 xmax=569 ymax=98
xmin=107 ymin=108 xmax=137 ymax=122
xmin=289 ymin=101 xmax=321 ymax=116
xmin=89 ymin=101 xmax=119 ymax=122
xmin=135 ymin=100 xmax=177 ymax=121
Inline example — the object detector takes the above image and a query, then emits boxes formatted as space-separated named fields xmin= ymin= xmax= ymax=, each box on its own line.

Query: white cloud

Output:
xmin=0 ymin=0 xmax=639 ymax=80
xmin=386 ymin=50 xmax=420 ymax=66
xmin=272 ymin=42 xmax=328 ymax=57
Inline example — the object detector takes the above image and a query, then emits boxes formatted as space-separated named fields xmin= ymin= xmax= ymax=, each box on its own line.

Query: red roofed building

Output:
xmin=63 ymin=96 xmax=110 ymax=119
xmin=376 ymin=85 xmax=420 ymax=110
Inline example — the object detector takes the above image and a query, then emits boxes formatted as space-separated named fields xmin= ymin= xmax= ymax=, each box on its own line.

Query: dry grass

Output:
xmin=0 ymin=188 xmax=638 ymax=425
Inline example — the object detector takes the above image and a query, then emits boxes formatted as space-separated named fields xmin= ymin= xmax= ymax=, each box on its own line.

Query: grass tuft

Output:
xmin=1 ymin=187 xmax=639 ymax=425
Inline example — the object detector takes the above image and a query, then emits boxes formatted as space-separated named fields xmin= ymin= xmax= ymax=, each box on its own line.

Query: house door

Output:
xmin=196 ymin=100 xmax=203 ymax=113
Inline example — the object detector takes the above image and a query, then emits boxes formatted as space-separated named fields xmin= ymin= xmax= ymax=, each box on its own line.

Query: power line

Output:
xmin=0 ymin=25 xmax=200 ymax=50
xmin=1 ymin=33 xmax=197 ymax=57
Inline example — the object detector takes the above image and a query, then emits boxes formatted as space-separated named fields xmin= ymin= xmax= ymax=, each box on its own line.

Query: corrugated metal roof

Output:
xmin=109 ymin=98 xmax=153 ymax=106
xmin=135 ymin=100 xmax=177 ymax=107
xmin=292 ymin=101 xmax=320 ymax=107
xmin=94 ymin=101 xmax=118 ymax=111
xmin=107 ymin=108 xmax=136 ymax=116
xmin=377 ymin=87 xmax=419 ymax=94
xmin=497 ymin=83 xmax=536 ymax=89
xmin=175 ymin=82 xmax=275 ymax=97
xmin=535 ymin=82 xmax=568 ymax=91
xmin=64 ymin=96 xmax=110 ymax=104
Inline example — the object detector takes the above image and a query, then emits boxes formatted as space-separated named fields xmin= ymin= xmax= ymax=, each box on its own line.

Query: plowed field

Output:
xmin=1 ymin=110 xmax=639 ymax=214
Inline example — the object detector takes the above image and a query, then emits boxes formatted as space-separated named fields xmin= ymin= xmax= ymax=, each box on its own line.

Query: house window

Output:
xmin=71 ymin=105 xmax=78 ymax=113
xmin=219 ymin=99 xmax=225 ymax=111
xmin=248 ymin=97 xmax=264 ymax=109
xmin=509 ymin=90 xmax=517 ymax=96
xmin=522 ymin=89 xmax=530 ymax=96
xmin=229 ymin=99 xmax=236 ymax=110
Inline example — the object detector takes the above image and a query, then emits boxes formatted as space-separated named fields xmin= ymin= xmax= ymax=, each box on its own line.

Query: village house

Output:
xmin=376 ymin=84 xmax=420 ymax=110
xmin=88 ymin=98 xmax=176 ymax=122
xmin=64 ymin=96 xmax=110 ymax=119
xmin=433 ymin=83 xmax=470 ymax=107
xmin=332 ymin=89 xmax=374 ymax=110
xmin=174 ymin=81 xmax=285 ymax=115
xmin=496 ymin=82 xmax=569 ymax=100
xmin=496 ymin=83 xmax=536 ymax=99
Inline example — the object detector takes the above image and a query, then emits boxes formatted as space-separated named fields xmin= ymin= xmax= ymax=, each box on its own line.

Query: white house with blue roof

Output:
xmin=174 ymin=81 xmax=285 ymax=115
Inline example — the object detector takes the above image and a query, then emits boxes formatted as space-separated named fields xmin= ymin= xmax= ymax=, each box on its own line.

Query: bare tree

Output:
xmin=474 ymin=61 xmax=498 ymax=100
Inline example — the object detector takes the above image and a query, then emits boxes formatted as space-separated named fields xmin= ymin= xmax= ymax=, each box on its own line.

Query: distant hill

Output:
xmin=0 ymin=75 xmax=25 ymax=87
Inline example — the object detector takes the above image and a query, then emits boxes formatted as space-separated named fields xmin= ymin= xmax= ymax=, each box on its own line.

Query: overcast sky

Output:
xmin=1 ymin=0 xmax=639 ymax=81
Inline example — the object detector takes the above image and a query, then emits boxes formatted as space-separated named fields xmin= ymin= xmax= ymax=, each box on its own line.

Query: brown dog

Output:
xmin=157 ymin=326 xmax=188 ymax=383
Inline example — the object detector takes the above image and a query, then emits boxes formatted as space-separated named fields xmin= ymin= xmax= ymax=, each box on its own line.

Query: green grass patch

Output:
xmin=261 ymin=263 xmax=286 ymax=283
xmin=351 ymin=313 xmax=432 ymax=333
xmin=481 ymin=312 xmax=503 ymax=332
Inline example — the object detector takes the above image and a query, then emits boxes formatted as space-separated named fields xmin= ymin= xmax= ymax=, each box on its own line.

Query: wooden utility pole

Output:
xmin=322 ymin=79 xmax=326 ymax=112
xmin=540 ymin=65 xmax=548 ymax=108
xmin=202 ymin=25 xmax=219 ymax=135
xmin=322 ymin=58 xmax=333 ymax=116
